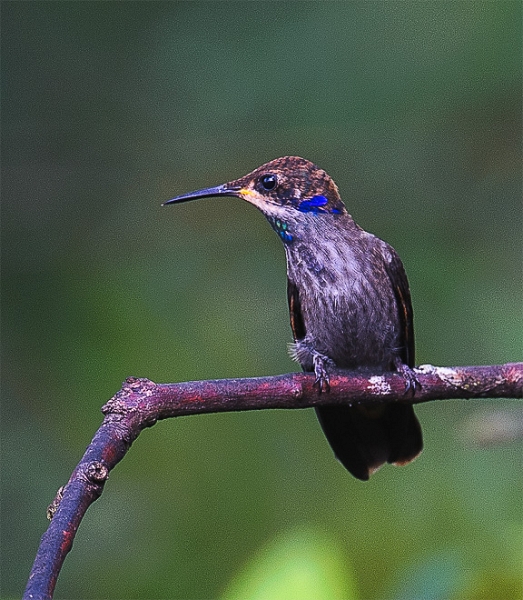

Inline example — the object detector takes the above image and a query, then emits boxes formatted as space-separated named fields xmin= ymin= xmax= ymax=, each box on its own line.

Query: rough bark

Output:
xmin=23 ymin=363 xmax=523 ymax=600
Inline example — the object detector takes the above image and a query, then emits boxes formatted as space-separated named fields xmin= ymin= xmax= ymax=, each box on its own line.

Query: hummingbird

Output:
xmin=164 ymin=156 xmax=423 ymax=480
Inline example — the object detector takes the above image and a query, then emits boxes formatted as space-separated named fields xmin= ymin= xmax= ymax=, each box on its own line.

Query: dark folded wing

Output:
xmin=382 ymin=248 xmax=415 ymax=368
xmin=287 ymin=277 xmax=306 ymax=343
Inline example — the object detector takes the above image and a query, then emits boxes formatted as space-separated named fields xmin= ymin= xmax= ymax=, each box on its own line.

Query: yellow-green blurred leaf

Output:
xmin=222 ymin=526 xmax=358 ymax=600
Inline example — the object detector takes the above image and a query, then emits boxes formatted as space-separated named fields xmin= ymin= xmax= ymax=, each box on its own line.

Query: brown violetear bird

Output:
xmin=164 ymin=156 xmax=423 ymax=480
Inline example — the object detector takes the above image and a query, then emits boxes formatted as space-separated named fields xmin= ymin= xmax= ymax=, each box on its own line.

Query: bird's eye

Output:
xmin=259 ymin=174 xmax=277 ymax=191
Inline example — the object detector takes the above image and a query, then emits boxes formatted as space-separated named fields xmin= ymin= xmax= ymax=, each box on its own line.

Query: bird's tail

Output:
xmin=315 ymin=404 xmax=423 ymax=480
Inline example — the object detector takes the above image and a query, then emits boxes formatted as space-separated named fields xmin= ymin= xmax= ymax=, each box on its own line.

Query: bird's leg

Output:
xmin=393 ymin=357 xmax=421 ymax=396
xmin=312 ymin=350 xmax=335 ymax=393
xmin=290 ymin=340 xmax=335 ymax=393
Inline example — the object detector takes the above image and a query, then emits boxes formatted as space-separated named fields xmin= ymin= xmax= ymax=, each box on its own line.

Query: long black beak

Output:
xmin=162 ymin=184 xmax=240 ymax=206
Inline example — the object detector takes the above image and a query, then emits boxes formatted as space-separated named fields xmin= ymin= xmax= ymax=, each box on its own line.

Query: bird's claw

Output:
xmin=314 ymin=373 xmax=330 ymax=393
xmin=394 ymin=359 xmax=421 ymax=397
xmin=313 ymin=353 xmax=331 ymax=393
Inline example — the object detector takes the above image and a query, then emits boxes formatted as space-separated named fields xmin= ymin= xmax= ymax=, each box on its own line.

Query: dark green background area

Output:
xmin=2 ymin=2 xmax=521 ymax=599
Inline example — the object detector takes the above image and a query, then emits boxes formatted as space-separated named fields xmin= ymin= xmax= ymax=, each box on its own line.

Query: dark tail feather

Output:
xmin=315 ymin=404 xmax=423 ymax=480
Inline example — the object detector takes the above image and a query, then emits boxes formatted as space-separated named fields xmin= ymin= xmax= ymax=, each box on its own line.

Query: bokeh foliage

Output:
xmin=2 ymin=2 xmax=521 ymax=599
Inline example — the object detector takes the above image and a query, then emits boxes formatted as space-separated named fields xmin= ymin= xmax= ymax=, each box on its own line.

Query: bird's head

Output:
xmin=164 ymin=156 xmax=347 ymax=244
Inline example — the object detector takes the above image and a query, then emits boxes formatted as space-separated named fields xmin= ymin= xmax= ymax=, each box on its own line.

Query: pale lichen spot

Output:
xmin=368 ymin=375 xmax=392 ymax=394
xmin=436 ymin=366 xmax=463 ymax=386
xmin=418 ymin=364 xmax=437 ymax=373
xmin=418 ymin=364 xmax=463 ymax=385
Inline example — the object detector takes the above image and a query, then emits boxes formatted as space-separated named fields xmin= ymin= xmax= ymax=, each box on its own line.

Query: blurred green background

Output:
xmin=2 ymin=2 xmax=522 ymax=599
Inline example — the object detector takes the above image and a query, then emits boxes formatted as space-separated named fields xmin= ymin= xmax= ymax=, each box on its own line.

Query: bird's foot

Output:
xmin=394 ymin=358 xmax=421 ymax=396
xmin=312 ymin=352 xmax=334 ymax=393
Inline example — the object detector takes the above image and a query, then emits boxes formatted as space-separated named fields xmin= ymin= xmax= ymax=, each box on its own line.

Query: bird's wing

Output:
xmin=287 ymin=277 xmax=306 ymax=342
xmin=382 ymin=247 xmax=415 ymax=368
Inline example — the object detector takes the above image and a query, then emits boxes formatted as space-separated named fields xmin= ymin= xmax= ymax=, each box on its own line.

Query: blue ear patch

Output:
xmin=308 ymin=195 xmax=329 ymax=206
xmin=298 ymin=195 xmax=328 ymax=211
xmin=298 ymin=195 xmax=336 ymax=213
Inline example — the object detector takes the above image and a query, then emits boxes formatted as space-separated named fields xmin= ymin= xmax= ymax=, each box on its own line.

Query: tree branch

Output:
xmin=24 ymin=363 xmax=522 ymax=600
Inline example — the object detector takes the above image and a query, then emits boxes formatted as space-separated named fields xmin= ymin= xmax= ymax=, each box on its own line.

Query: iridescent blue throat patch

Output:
xmin=267 ymin=217 xmax=293 ymax=243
